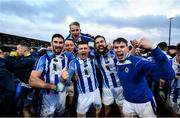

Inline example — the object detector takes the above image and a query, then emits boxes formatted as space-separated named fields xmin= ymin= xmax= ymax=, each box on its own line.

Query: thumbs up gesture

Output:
xmin=60 ymin=67 xmax=69 ymax=81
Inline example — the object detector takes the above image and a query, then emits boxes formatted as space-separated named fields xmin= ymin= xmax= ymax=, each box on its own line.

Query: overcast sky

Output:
xmin=0 ymin=0 xmax=179 ymax=45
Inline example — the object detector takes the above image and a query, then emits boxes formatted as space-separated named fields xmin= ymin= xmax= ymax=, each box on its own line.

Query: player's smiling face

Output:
xmin=70 ymin=25 xmax=81 ymax=40
xmin=52 ymin=37 xmax=64 ymax=54
xmin=95 ymin=37 xmax=106 ymax=54
xmin=78 ymin=44 xmax=89 ymax=60
xmin=64 ymin=40 xmax=75 ymax=53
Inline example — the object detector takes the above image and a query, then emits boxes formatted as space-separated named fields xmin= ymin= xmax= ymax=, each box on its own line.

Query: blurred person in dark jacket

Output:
xmin=0 ymin=46 xmax=17 ymax=116
xmin=5 ymin=42 xmax=36 ymax=117
xmin=0 ymin=46 xmax=32 ymax=116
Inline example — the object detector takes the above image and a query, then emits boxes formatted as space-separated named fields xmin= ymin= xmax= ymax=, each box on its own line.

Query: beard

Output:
xmin=53 ymin=47 xmax=62 ymax=54
xmin=98 ymin=45 xmax=108 ymax=55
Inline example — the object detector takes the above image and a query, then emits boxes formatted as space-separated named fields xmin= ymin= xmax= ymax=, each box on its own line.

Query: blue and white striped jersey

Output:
xmin=66 ymin=33 xmax=94 ymax=47
xmin=169 ymin=56 xmax=180 ymax=102
xmin=68 ymin=57 xmax=99 ymax=94
xmin=96 ymin=50 xmax=121 ymax=88
xmin=33 ymin=51 xmax=74 ymax=93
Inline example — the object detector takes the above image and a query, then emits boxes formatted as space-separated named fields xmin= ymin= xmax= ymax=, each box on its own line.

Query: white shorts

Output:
xmin=77 ymin=88 xmax=102 ymax=114
xmin=40 ymin=91 xmax=66 ymax=117
xmin=123 ymin=99 xmax=157 ymax=117
xmin=102 ymin=86 xmax=124 ymax=106
xmin=166 ymin=97 xmax=180 ymax=114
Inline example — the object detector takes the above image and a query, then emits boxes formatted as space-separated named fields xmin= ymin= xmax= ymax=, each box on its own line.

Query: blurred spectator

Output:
xmin=158 ymin=42 xmax=172 ymax=59
xmin=166 ymin=43 xmax=180 ymax=116
xmin=5 ymin=41 xmax=36 ymax=117
xmin=0 ymin=46 xmax=18 ymax=116
xmin=168 ymin=45 xmax=177 ymax=58
xmin=30 ymin=47 xmax=39 ymax=61
xmin=0 ymin=46 xmax=32 ymax=116
xmin=38 ymin=47 xmax=47 ymax=57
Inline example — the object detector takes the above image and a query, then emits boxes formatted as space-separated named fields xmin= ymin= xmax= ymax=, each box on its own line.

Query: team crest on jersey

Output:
xmin=125 ymin=67 xmax=129 ymax=73
xmin=110 ymin=55 xmax=115 ymax=59
xmin=59 ymin=56 xmax=64 ymax=60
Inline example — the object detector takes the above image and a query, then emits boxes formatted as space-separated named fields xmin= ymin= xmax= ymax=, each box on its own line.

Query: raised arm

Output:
xmin=137 ymin=37 xmax=175 ymax=80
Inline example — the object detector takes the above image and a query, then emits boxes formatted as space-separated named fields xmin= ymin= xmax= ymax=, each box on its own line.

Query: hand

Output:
xmin=130 ymin=39 xmax=139 ymax=48
xmin=55 ymin=82 xmax=65 ymax=92
xmin=60 ymin=67 xmax=69 ymax=81
xmin=138 ymin=37 xmax=154 ymax=50
xmin=107 ymin=43 xmax=113 ymax=50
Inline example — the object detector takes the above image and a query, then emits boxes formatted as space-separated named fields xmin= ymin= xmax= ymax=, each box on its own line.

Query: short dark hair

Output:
xmin=51 ymin=33 xmax=64 ymax=42
xmin=78 ymin=41 xmax=88 ymax=47
xmin=113 ymin=37 xmax=128 ymax=46
xmin=65 ymin=39 xmax=74 ymax=43
xmin=168 ymin=45 xmax=176 ymax=50
xmin=69 ymin=21 xmax=80 ymax=28
xmin=94 ymin=35 xmax=106 ymax=43
xmin=158 ymin=42 xmax=168 ymax=51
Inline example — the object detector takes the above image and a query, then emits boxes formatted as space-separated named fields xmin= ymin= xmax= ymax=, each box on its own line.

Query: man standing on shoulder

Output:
xmin=66 ymin=21 xmax=94 ymax=47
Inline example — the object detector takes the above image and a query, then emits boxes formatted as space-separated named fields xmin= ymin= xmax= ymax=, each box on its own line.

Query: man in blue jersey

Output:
xmin=113 ymin=37 xmax=175 ymax=117
xmin=64 ymin=39 xmax=76 ymax=53
xmin=29 ymin=34 xmax=74 ymax=117
xmin=65 ymin=41 xmax=101 ymax=117
xmin=0 ymin=46 xmax=34 ymax=116
xmin=5 ymin=41 xmax=36 ymax=117
xmin=66 ymin=21 xmax=94 ymax=47
xmin=166 ymin=43 xmax=180 ymax=116
xmin=63 ymin=39 xmax=76 ymax=116
xmin=94 ymin=35 xmax=124 ymax=116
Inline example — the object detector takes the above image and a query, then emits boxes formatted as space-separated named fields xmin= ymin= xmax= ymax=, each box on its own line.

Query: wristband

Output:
xmin=55 ymin=82 xmax=65 ymax=92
